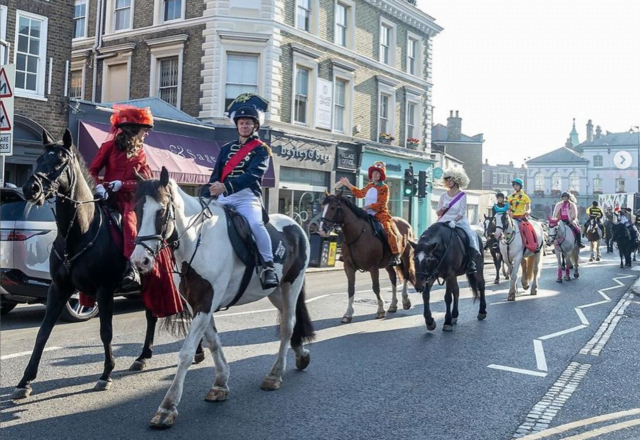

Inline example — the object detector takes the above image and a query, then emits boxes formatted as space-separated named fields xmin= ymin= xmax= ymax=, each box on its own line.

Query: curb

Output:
xmin=630 ymin=275 xmax=640 ymax=296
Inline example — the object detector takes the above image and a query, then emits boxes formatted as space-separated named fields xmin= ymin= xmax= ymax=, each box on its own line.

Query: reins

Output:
xmin=321 ymin=200 xmax=368 ymax=272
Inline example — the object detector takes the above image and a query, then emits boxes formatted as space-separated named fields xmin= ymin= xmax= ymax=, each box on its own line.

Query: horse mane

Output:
xmin=325 ymin=195 xmax=371 ymax=221
xmin=135 ymin=178 xmax=171 ymax=206
xmin=419 ymin=222 xmax=451 ymax=244
xmin=73 ymin=145 xmax=96 ymax=191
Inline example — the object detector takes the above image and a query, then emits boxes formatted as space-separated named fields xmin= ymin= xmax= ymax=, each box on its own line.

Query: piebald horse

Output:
xmin=546 ymin=217 xmax=580 ymax=282
xmin=493 ymin=212 xmax=544 ymax=301
xmin=131 ymin=168 xmax=315 ymax=429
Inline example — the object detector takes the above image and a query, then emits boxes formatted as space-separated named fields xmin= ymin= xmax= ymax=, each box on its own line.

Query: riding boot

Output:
xmin=260 ymin=261 xmax=279 ymax=290
xmin=388 ymin=254 xmax=401 ymax=266
xmin=466 ymin=247 xmax=480 ymax=274
xmin=120 ymin=260 xmax=141 ymax=292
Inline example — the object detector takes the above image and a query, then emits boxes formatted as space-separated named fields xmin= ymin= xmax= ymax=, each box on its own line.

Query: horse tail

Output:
xmin=467 ymin=272 xmax=481 ymax=302
xmin=291 ymin=282 xmax=315 ymax=347
xmin=524 ymin=256 xmax=536 ymax=283
xmin=405 ymin=226 xmax=417 ymax=286
xmin=160 ymin=309 xmax=193 ymax=339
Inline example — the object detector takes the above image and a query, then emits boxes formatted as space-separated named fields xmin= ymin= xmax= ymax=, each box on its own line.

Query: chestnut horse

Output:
xmin=319 ymin=192 xmax=416 ymax=323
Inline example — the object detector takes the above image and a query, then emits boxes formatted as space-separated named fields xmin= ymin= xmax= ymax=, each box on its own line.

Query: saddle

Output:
xmin=367 ymin=216 xmax=390 ymax=252
xmin=516 ymin=219 xmax=539 ymax=253
xmin=100 ymin=204 xmax=124 ymax=254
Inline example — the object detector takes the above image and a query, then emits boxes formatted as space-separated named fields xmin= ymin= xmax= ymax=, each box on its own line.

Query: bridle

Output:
xmin=494 ymin=212 xmax=514 ymax=243
xmin=321 ymin=198 xmax=366 ymax=246
xmin=134 ymin=192 xmax=177 ymax=258
xmin=414 ymin=227 xmax=460 ymax=287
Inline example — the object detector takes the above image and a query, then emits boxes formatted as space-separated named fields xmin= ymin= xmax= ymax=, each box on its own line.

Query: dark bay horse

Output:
xmin=410 ymin=222 xmax=487 ymax=331
xmin=583 ymin=216 xmax=603 ymax=262
xmin=319 ymin=192 xmax=416 ymax=323
xmin=611 ymin=223 xmax=634 ymax=268
xmin=604 ymin=211 xmax=614 ymax=253
xmin=11 ymin=129 xmax=177 ymax=400
xmin=483 ymin=214 xmax=509 ymax=284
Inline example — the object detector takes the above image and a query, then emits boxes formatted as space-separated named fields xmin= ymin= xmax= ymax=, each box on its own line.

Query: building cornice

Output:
xmin=376 ymin=74 xmax=401 ymax=88
xmin=363 ymin=0 xmax=443 ymax=37
xmin=331 ymin=58 xmax=358 ymax=72
xmin=99 ymin=43 xmax=136 ymax=54
xmin=218 ymin=31 xmax=271 ymax=43
xmin=290 ymin=42 xmax=322 ymax=59
xmin=146 ymin=34 xmax=189 ymax=48
xmin=95 ymin=18 xmax=206 ymax=44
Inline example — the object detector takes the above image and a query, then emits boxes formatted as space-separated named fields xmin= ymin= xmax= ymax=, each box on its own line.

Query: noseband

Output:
xmin=320 ymin=201 xmax=344 ymax=231
xmin=134 ymin=194 xmax=177 ymax=258
xmin=33 ymin=146 xmax=78 ymax=203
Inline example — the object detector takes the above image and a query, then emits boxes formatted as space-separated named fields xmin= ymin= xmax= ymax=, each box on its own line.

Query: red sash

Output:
xmin=220 ymin=139 xmax=264 ymax=182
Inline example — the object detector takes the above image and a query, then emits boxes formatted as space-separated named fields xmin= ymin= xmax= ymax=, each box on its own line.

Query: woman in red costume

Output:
xmin=88 ymin=105 xmax=153 ymax=288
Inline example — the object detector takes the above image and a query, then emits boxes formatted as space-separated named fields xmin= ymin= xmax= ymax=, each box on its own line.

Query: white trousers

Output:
xmin=218 ymin=189 xmax=273 ymax=263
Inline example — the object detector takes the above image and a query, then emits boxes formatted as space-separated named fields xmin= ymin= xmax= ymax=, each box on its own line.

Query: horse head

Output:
xmin=319 ymin=193 xmax=346 ymax=237
xmin=546 ymin=215 xmax=564 ymax=245
xmin=493 ymin=212 xmax=512 ymax=241
xmin=483 ymin=215 xmax=497 ymax=240
xmin=23 ymin=129 xmax=78 ymax=205
xmin=131 ymin=167 xmax=177 ymax=273
xmin=409 ymin=238 xmax=439 ymax=293
xmin=410 ymin=223 xmax=458 ymax=292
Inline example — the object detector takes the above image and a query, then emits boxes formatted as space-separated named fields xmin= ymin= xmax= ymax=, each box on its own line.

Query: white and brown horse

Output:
xmin=131 ymin=168 xmax=315 ymax=429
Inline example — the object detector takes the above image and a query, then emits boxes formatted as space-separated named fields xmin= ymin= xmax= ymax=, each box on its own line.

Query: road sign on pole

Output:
xmin=0 ymin=64 xmax=15 ymax=157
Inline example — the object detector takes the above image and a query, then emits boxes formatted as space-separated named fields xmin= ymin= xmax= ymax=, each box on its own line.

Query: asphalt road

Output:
xmin=2 ymin=250 xmax=640 ymax=440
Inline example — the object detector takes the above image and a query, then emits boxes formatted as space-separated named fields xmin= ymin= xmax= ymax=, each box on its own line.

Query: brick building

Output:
xmin=481 ymin=159 xmax=526 ymax=193
xmin=0 ymin=0 xmax=73 ymax=186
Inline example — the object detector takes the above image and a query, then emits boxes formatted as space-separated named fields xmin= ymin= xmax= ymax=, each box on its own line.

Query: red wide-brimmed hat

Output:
xmin=110 ymin=104 xmax=154 ymax=129
xmin=368 ymin=161 xmax=387 ymax=181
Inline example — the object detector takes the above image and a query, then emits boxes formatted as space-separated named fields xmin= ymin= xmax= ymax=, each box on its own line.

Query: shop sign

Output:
xmin=276 ymin=144 xmax=331 ymax=164
xmin=336 ymin=146 xmax=358 ymax=171
xmin=315 ymin=78 xmax=333 ymax=130
xmin=385 ymin=163 xmax=402 ymax=172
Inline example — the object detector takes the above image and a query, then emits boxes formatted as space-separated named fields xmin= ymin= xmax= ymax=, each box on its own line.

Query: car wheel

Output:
xmin=60 ymin=291 xmax=99 ymax=322
xmin=1 ymin=297 xmax=18 ymax=315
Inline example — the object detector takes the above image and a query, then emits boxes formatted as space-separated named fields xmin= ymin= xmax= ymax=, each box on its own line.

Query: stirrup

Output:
xmin=260 ymin=267 xmax=279 ymax=289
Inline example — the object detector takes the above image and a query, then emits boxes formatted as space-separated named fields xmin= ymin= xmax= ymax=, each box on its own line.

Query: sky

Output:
xmin=416 ymin=0 xmax=640 ymax=167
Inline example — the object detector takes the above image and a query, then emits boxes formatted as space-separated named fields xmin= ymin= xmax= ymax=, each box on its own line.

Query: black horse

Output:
xmin=611 ymin=223 xmax=634 ymax=268
xmin=482 ymin=214 xmax=508 ymax=284
xmin=410 ymin=222 xmax=487 ymax=332
xmin=11 ymin=129 xmax=197 ymax=399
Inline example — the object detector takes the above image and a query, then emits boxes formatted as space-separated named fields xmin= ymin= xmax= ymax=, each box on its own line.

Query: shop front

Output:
xmin=267 ymin=131 xmax=336 ymax=236
xmin=359 ymin=146 xmax=435 ymax=235
xmin=3 ymin=116 xmax=51 ymax=187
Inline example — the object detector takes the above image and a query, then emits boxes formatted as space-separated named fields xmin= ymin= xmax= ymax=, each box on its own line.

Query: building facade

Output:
xmin=0 ymin=0 xmax=74 ymax=187
xmin=481 ymin=159 xmax=526 ymax=194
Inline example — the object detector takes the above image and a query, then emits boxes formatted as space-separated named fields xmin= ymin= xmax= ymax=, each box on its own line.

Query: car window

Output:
xmin=26 ymin=204 xmax=56 ymax=222
xmin=0 ymin=201 xmax=28 ymax=221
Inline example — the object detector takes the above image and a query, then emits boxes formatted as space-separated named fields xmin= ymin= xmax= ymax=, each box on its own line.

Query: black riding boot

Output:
xmin=120 ymin=260 xmax=141 ymax=291
xmin=260 ymin=261 xmax=279 ymax=290
xmin=466 ymin=247 xmax=479 ymax=274
xmin=388 ymin=254 xmax=401 ymax=266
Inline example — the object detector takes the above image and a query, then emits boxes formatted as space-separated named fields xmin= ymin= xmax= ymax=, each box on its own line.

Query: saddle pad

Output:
xmin=518 ymin=220 xmax=539 ymax=253
xmin=367 ymin=216 xmax=389 ymax=251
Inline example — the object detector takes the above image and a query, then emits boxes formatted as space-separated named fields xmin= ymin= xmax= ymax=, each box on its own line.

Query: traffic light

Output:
xmin=403 ymin=168 xmax=417 ymax=197
xmin=418 ymin=170 xmax=427 ymax=198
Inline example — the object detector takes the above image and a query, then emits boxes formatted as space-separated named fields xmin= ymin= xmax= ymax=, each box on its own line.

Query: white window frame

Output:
xmin=593 ymin=177 xmax=603 ymax=192
xmin=296 ymin=0 xmax=311 ymax=32
xmin=101 ymin=52 xmax=132 ymax=102
xmin=291 ymin=53 xmax=318 ymax=127
xmin=379 ymin=17 xmax=396 ymax=67
xmin=149 ymin=43 xmax=183 ymax=109
xmin=334 ymin=0 xmax=355 ymax=50
xmin=224 ymin=52 xmax=260 ymax=111
xmin=14 ymin=10 xmax=49 ymax=98
xmin=69 ymin=61 xmax=85 ymax=100
xmin=534 ymin=173 xmax=545 ymax=191
xmin=551 ymin=172 xmax=562 ymax=191
xmin=569 ymin=172 xmax=579 ymax=192
xmin=105 ymin=0 xmax=134 ymax=34
xmin=406 ymin=31 xmax=422 ymax=77
xmin=616 ymin=178 xmax=625 ymax=193
xmin=332 ymin=65 xmax=354 ymax=135
xmin=153 ymin=0 xmax=185 ymax=26
xmin=377 ymin=80 xmax=396 ymax=138
xmin=405 ymin=93 xmax=421 ymax=147
xmin=73 ymin=0 xmax=89 ymax=40
xmin=593 ymin=154 xmax=603 ymax=167
xmin=218 ymin=44 xmax=266 ymax=121
xmin=0 ymin=5 xmax=7 ymax=66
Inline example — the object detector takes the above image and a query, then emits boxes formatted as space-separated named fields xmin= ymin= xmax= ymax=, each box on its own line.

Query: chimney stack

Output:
xmin=447 ymin=110 xmax=462 ymax=141
xmin=586 ymin=119 xmax=593 ymax=142
xmin=595 ymin=125 xmax=602 ymax=140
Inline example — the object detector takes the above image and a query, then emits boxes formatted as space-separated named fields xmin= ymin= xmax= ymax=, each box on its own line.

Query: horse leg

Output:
xmin=341 ymin=264 xmax=356 ymax=323
xmin=11 ymin=283 xmax=74 ymax=399
xmin=493 ymin=253 xmax=500 ymax=284
xmin=521 ymin=259 xmax=530 ymax=290
xmin=386 ymin=267 xmax=398 ymax=313
xmin=596 ymin=241 xmax=601 ymax=261
xmin=508 ymin=256 xmax=520 ymax=301
xmin=530 ymin=255 xmax=540 ymax=295
xmin=442 ymin=279 xmax=457 ymax=331
xmin=589 ymin=241 xmax=595 ymax=262
xmin=130 ymin=308 xmax=158 ymax=371
xmin=94 ymin=289 xmax=116 ymax=391
xmin=476 ymin=271 xmax=487 ymax=320
xmin=573 ymin=249 xmax=580 ymax=278
xmin=203 ymin=316 xmax=230 ymax=402
xmin=150 ymin=312 xmax=211 ymax=430
xmin=421 ymin=281 xmax=436 ymax=331
xmin=369 ymin=267 xmax=385 ymax=319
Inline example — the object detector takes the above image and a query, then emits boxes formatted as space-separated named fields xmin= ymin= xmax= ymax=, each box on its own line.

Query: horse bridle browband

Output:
xmin=134 ymin=192 xmax=178 ymax=258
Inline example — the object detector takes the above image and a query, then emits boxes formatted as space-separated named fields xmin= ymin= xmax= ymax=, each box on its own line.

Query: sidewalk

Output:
xmin=307 ymin=259 xmax=344 ymax=273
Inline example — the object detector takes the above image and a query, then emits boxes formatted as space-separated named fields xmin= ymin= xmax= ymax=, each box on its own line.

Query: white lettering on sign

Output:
xmin=277 ymin=145 xmax=331 ymax=164
xmin=0 ymin=64 xmax=15 ymax=156
xmin=315 ymin=78 xmax=333 ymax=130
xmin=0 ymin=133 xmax=11 ymax=154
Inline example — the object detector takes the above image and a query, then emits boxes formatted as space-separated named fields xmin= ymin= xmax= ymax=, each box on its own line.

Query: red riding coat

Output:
xmin=88 ymin=139 xmax=151 ymax=257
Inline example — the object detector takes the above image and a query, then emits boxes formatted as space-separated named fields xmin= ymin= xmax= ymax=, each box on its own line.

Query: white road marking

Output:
xmin=533 ymin=339 xmax=547 ymax=371
xmin=1 ymin=346 xmax=63 ymax=360
xmin=487 ymin=364 xmax=547 ymax=377
xmin=574 ymin=308 xmax=589 ymax=325
xmin=538 ymin=325 xmax=587 ymax=341
xmin=560 ymin=418 xmax=640 ymax=439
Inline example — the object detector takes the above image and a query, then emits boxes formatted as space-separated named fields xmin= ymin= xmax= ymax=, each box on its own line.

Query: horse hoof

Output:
xmin=556 ymin=278 xmax=563 ymax=283
xmin=564 ymin=276 xmax=571 ymax=281
xmin=426 ymin=321 xmax=437 ymax=331
xmin=451 ymin=317 xmax=458 ymax=325
xmin=194 ymin=352 xmax=206 ymax=364
xmin=574 ymin=273 xmax=579 ymax=278
xmin=530 ymin=290 xmax=537 ymax=296
xmin=129 ymin=360 xmax=146 ymax=371
xmin=341 ymin=316 xmax=352 ymax=324
xmin=494 ymin=279 xmax=499 ymax=284
xmin=589 ymin=257 xmax=594 ymax=262
xmin=442 ymin=324 xmax=454 ymax=332
xmin=204 ymin=387 xmax=229 ymax=402
xmin=150 ymin=410 xmax=177 ymax=430
xmin=261 ymin=377 xmax=282 ymax=391
xmin=596 ymin=257 xmax=601 ymax=261
xmin=522 ymin=285 xmax=530 ymax=291
xmin=296 ymin=352 xmax=311 ymax=370
xmin=11 ymin=386 xmax=32 ymax=400
xmin=375 ymin=311 xmax=385 ymax=319
xmin=507 ymin=294 xmax=516 ymax=301
xmin=620 ymin=265 xmax=624 ymax=268
xmin=94 ymin=379 xmax=112 ymax=391
xmin=402 ymin=301 xmax=411 ymax=310
xmin=477 ymin=313 xmax=487 ymax=320
xmin=387 ymin=305 xmax=398 ymax=313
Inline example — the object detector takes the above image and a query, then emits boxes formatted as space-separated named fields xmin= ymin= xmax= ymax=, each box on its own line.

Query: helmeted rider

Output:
xmin=617 ymin=207 xmax=639 ymax=243
xmin=205 ymin=93 xmax=278 ymax=290
xmin=585 ymin=201 xmax=604 ymax=236
xmin=492 ymin=192 xmax=509 ymax=216
xmin=507 ymin=178 xmax=531 ymax=221
xmin=552 ymin=191 xmax=585 ymax=248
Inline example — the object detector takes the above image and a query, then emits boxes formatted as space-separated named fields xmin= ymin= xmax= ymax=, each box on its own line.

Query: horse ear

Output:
xmin=160 ymin=166 xmax=170 ymax=187
xmin=42 ymin=130 xmax=54 ymax=147
xmin=408 ymin=239 xmax=418 ymax=250
xmin=62 ymin=129 xmax=73 ymax=150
